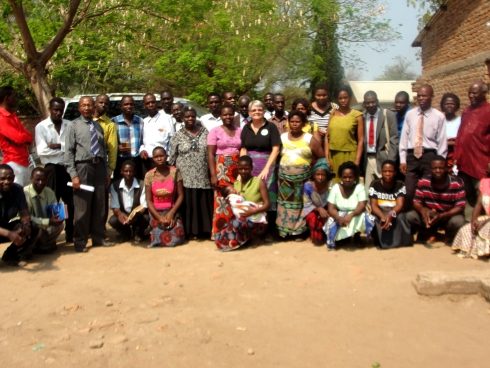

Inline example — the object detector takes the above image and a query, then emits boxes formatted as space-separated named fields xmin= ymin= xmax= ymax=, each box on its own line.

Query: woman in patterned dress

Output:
xmin=452 ymin=178 xmax=490 ymax=259
xmin=168 ymin=106 xmax=213 ymax=239
xmin=276 ymin=111 xmax=325 ymax=238
xmin=303 ymin=160 xmax=331 ymax=245
xmin=215 ymin=155 xmax=270 ymax=251
xmin=207 ymin=104 xmax=241 ymax=237
xmin=145 ymin=147 xmax=185 ymax=247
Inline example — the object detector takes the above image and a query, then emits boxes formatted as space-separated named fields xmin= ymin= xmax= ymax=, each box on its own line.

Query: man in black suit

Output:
xmin=362 ymin=90 xmax=399 ymax=191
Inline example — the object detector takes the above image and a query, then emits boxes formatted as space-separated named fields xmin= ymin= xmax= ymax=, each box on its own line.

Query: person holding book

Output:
xmin=23 ymin=167 xmax=64 ymax=255
xmin=109 ymin=160 xmax=149 ymax=243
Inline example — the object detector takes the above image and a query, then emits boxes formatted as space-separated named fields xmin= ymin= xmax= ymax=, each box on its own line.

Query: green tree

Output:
xmin=375 ymin=55 xmax=418 ymax=81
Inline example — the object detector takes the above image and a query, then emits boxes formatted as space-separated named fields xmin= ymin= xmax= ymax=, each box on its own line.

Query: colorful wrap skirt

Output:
xmin=324 ymin=210 xmax=376 ymax=249
xmin=305 ymin=212 xmax=327 ymax=245
xmin=276 ymin=164 xmax=311 ymax=237
xmin=215 ymin=216 xmax=267 ymax=252
xmin=149 ymin=210 xmax=186 ymax=247
xmin=249 ymin=151 xmax=277 ymax=211
xmin=212 ymin=154 xmax=239 ymax=237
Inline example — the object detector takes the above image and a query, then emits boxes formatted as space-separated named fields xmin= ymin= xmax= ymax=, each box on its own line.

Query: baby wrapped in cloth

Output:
xmin=221 ymin=186 xmax=267 ymax=223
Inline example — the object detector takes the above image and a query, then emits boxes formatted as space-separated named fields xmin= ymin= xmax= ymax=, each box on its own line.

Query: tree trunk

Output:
xmin=25 ymin=63 xmax=53 ymax=119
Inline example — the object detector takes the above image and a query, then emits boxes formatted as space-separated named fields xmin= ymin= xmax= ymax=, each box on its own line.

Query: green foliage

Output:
xmin=0 ymin=0 xmax=403 ymax=112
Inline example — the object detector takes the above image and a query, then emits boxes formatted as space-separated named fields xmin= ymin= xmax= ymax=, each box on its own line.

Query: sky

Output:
xmin=346 ymin=0 xmax=423 ymax=81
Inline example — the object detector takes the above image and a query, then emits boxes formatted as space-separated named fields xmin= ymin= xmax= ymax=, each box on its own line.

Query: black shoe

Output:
xmin=75 ymin=248 xmax=88 ymax=253
xmin=116 ymin=234 xmax=131 ymax=243
xmin=92 ymin=239 xmax=115 ymax=247
xmin=65 ymin=235 xmax=73 ymax=243
xmin=2 ymin=255 xmax=24 ymax=267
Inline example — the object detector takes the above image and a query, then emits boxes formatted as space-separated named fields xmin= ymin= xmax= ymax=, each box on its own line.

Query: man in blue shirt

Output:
xmin=111 ymin=96 xmax=144 ymax=181
xmin=394 ymin=91 xmax=411 ymax=138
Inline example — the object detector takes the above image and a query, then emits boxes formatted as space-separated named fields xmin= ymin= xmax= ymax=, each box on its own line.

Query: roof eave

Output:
xmin=411 ymin=1 xmax=451 ymax=48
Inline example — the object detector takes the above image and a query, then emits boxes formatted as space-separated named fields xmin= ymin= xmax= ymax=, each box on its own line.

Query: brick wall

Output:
xmin=413 ymin=0 xmax=490 ymax=110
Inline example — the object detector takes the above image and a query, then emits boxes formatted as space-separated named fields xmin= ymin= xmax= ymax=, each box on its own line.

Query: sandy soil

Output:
xmin=1 ymin=230 xmax=489 ymax=368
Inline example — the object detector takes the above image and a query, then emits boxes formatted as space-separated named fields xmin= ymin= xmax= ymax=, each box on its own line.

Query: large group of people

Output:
xmin=0 ymin=80 xmax=490 ymax=267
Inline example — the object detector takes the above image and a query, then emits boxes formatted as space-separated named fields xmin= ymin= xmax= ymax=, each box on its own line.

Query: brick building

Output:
xmin=412 ymin=0 xmax=490 ymax=108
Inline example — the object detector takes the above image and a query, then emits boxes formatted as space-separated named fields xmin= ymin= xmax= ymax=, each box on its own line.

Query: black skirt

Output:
xmin=182 ymin=187 xmax=214 ymax=237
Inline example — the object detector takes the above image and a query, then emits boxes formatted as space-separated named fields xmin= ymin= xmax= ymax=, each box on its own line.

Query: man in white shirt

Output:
xmin=200 ymin=92 xmax=222 ymax=131
xmin=140 ymin=93 xmax=174 ymax=173
xmin=109 ymin=160 xmax=149 ymax=243
xmin=35 ymin=97 xmax=74 ymax=242
xmin=263 ymin=92 xmax=274 ymax=119
xmin=160 ymin=90 xmax=174 ymax=115
xmin=171 ymin=102 xmax=184 ymax=131
xmin=233 ymin=95 xmax=251 ymax=128
xmin=362 ymin=91 xmax=399 ymax=191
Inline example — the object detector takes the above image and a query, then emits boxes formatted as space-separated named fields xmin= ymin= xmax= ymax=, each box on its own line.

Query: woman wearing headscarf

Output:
xmin=303 ymin=159 xmax=331 ymax=245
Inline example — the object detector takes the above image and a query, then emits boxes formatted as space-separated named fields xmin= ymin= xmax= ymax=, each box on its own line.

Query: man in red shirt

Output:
xmin=0 ymin=86 xmax=33 ymax=186
xmin=454 ymin=81 xmax=490 ymax=221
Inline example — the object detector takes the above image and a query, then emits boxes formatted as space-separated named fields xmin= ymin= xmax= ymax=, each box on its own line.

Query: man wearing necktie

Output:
xmin=64 ymin=96 xmax=114 ymax=252
xmin=399 ymin=85 xmax=447 ymax=210
xmin=362 ymin=91 xmax=399 ymax=192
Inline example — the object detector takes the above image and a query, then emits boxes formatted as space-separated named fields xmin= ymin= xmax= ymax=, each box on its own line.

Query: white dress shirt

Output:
xmin=399 ymin=107 xmax=447 ymax=164
xmin=365 ymin=107 xmax=380 ymax=154
xmin=35 ymin=117 xmax=71 ymax=165
xmin=110 ymin=178 xmax=147 ymax=213
xmin=201 ymin=113 xmax=222 ymax=131
xmin=140 ymin=112 xmax=174 ymax=157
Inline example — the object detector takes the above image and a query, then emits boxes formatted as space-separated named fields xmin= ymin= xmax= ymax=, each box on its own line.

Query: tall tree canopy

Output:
xmin=0 ymin=0 xmax=402 ymax=115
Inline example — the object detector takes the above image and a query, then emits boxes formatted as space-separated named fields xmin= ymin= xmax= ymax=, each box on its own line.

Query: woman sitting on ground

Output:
xmin=215 ymin=155 xmax=270 ymax=251
xmin=452 ymin=178 xmax=490 ymax=259
xmin=325 ymin=161 xmax=375 ymax=249
xmin=145 ymin=146 xmax=185 ymax=247
xmin=303 ymin=159 xmax=331 ymax=245
xmin=368 ymin=160 xmax=413 ymax=249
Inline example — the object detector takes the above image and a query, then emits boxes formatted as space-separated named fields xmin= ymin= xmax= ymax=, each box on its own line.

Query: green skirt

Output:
xmin=329 ymin=150 xmax=357 ymax=183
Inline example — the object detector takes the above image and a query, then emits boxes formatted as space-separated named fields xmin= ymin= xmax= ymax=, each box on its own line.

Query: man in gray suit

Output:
xmin=362 ymin=91 xmax=399 ymax=191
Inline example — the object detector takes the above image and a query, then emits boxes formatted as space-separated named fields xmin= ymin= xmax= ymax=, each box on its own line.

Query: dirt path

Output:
xmin=1 ymin=234 xmax=489 ymax=367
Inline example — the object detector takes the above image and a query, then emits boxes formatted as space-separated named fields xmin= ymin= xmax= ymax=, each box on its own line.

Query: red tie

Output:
xmin=368 ymin=116 xmax=374 ymax=146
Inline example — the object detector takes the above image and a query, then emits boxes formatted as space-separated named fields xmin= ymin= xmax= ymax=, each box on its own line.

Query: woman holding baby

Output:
xmin=214 ymin=155 xmax=270 ymax=251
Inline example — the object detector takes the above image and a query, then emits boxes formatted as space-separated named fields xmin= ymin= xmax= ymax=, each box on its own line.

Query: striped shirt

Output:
xmin=111 ymin=114 xmax=144 ymax=158
xmin=413 ymin=175 xmax=466 ymax=212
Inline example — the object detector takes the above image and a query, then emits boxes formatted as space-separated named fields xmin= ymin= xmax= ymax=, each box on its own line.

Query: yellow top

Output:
xmin=280 ymin=133 xmax=313 ymax=166
xmin=328 ymin=110 xmax=363 ymax=152
xmin=94 ymin=114 xmax=118 ymax=174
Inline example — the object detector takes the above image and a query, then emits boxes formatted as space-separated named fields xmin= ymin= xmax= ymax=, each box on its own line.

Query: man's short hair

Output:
xmin=121 ymin=160 xmax=136 ymax=169
xmin=49 ymin=97 xmax=65 ymax=108
xmin=395 ymin=91 xmax=410 ymax=101
xmin=0 ymin=163 xmax=14 ymax=173
xmin=207 ymin=92 xmax=221 ymax=102
xmin=221 ymin=91 xmax=234 ymax=100
xmin=273 ymin=93 xmax=285 ymax=100
xmin=364 ymin=90 xmax=378 ymax=100
xmin=31 ymin=167 xmax=46 ymax=178
xmin=121 ymin=95 xmax=134 ymax=103
xmin=432 ymin=155 xmax=446 ymax=163
xmin=0 ymin=86 xmax=15 ymax=103
xmin=160 ymin=90 xmax=173 ymax=96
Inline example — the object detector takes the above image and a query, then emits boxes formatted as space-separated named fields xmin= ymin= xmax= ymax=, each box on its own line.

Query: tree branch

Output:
xmin=8 ymin=0 xmax=38 ymax=59
xmin=39 ymin=0 xmax=83 ymax=65
xmin=0 ymin=44 xmax=25 ymax=73
xmin=72 ymin=3 xmax=134 ymax=27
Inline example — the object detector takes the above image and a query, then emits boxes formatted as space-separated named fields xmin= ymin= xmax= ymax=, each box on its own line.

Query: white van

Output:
xmin=62 ymin=93 xmax=207 ymax=121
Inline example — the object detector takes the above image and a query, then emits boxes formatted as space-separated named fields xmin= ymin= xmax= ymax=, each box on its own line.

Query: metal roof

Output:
xmin=349 ymin=80 xmax=415 ymax=106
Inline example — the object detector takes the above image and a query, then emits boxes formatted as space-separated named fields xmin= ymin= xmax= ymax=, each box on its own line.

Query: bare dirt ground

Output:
xmin=1 ymin=230 xmax=489 ymax=368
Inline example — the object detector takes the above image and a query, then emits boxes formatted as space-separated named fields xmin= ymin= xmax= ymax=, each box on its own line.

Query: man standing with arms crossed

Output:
xmin=64 ymin=96 xmax=113 ymax=252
